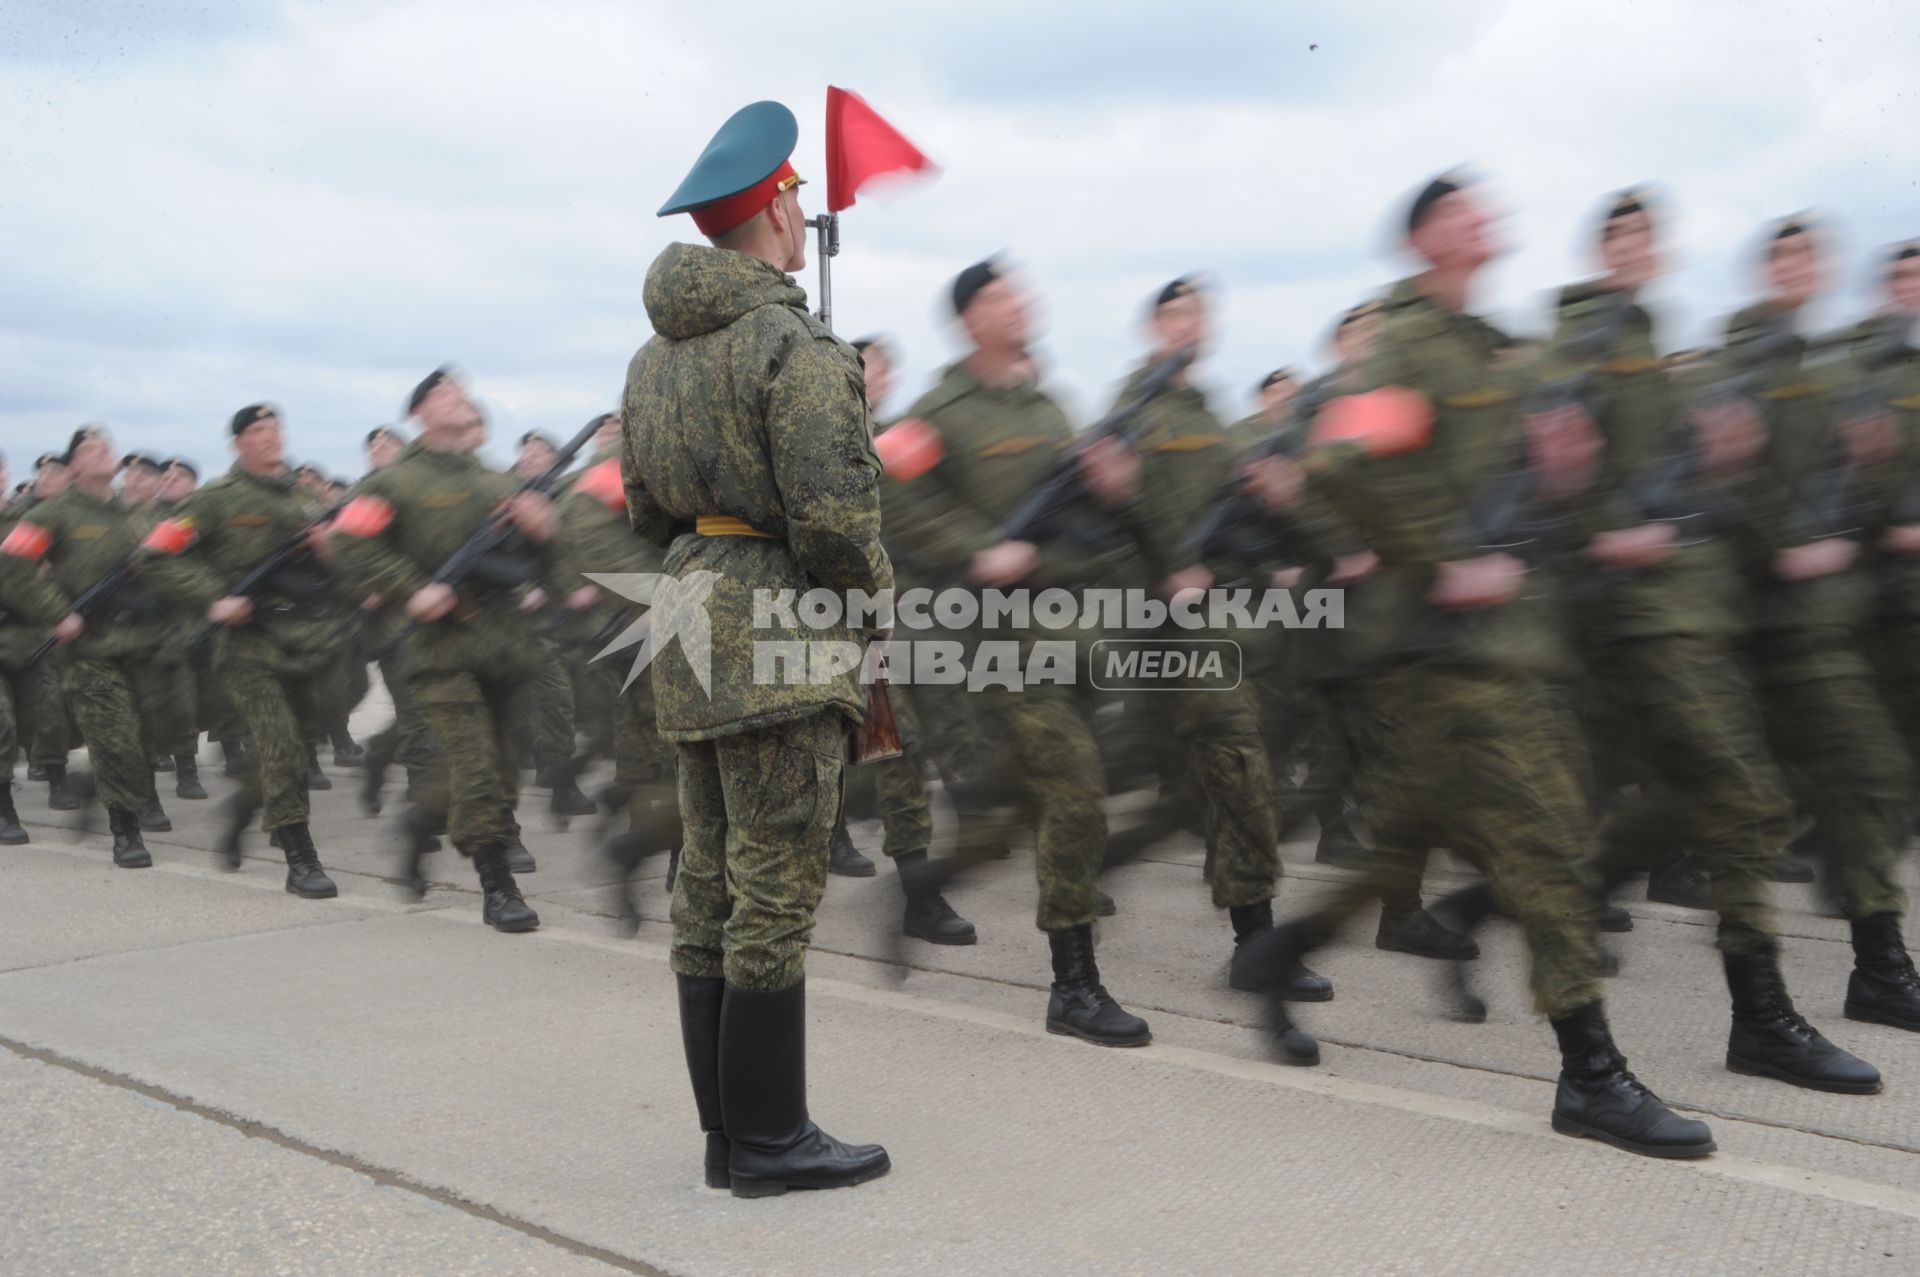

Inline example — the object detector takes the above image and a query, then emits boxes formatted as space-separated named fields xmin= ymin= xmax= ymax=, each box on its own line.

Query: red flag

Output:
xmin=825 ymin=86 xmax=934 ymax=213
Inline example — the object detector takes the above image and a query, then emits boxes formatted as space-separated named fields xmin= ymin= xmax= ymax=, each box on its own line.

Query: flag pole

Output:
xmin=806 ymin=212 xmax=840 ymax=332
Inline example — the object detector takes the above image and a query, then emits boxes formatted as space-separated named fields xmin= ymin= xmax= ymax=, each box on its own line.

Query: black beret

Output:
xmin=1337 ymin=299 xmax=1383 ymax=332
xmin=850 ymin=335 xmax=894 ymax=360
xmin=1153 ymin=274 xmax=1209 ymax=311
xmin=406 ymin=366 xmax=453 ymax=415
xmin=1258 ymin=367 xmax=1299 ymax=393
xmin=230 ymin=403 xmax=278 ymax=436
xmin=119 ymin=451 xmax=164 ymax=473
xmin=1406 ymin=171 xmax=1467 ymax=235
xmin=1600 ymin=186 xmax=1652 ymax=240
xmin=35 ymin=452 xmax=60 ymax=470
xmin=1889 ymin=239 xmax=1920 ymax=266
xmin=517 ymin=430 xmax=558 ymax=451
xmin=365 ymin=424 xmax=402 ymax=447
xmin=163 ymin=457 xmax=198 ymax=478
xmin=62 ymin=425 xmax=104 ymax=467
xmin=950 ymin=258 xmax=1002 ymax=316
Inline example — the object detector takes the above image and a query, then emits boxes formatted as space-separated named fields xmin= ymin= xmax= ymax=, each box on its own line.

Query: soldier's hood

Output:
xmin=643 ymin=243 xmax=809 ymax=341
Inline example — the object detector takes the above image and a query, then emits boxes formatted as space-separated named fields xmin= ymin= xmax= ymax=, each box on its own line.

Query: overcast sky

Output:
xmin=2 ymin=0 xmax=1916 ymax=482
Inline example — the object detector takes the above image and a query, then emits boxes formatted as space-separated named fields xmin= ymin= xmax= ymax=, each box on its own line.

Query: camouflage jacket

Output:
xmin=0 ymin=486 xmax=171 ymax=661
xmin=1307 ymin=275 xmax=1567 ymax=676
xmin=1114 ymin=361 xmax=1236 ymax=582
xmin=328 ymin=440 xmax=551 ymax=636
xmin=1839 ymin=312 xmax=1920 ymax=618
xmin=621 ymin=243 xmax=891 ymax=741
xmin=136 ymin=464 xmax=345 ymax=662
xmin=553 ymin=445 xmax=665 ymax=647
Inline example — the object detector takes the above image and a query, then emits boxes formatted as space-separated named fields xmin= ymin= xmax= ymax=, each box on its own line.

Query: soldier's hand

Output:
xmin=567 ymin=585 xmax=601 ymax=610
xmin=51 ymin=613 xmax=85 ymax=644
xmin=207 ymin=596 xmax=253 ymax=627
xmin=968 ymin=539 xmax=1039 ymax=587
xmin=1524 ymin=404 xmax=1601 ymax=498
xmin=406 ymin=582 xmax=459 ymax=622
xmin=305 ymin=524 xmax=333 ymax=559
xmin=1330 ymin=550 xmax=1379 ymax=583
xmin=1882 ymin=524 xmax=1920 ymax=556
xmin=1585 ymin=522 xmax=1677 ymax=570
xmin=1693 ymin=400 xmax=1767 ymax=474
xmin=1774 ymin=538 xmax=1857 ymax=581
xmin=1272 ymin=566 xmax=1305 ymax=589
xmin=360 ymin=593 xmax=384 ymax=612
xmin=1078 ymin=436 xmax=1140 ymax=507
xmin=503 ymin=491 xmax=557 ymax=542
xmin=1242 ymin=455 xmax=1305 ymax=514
xmin=518 ymin=587 xmax=549 ymax=613
xmin=1427 ymin=553 xmax=1525 ymax=609
xmin=1161 ymin=565 xmax=1213 ymax=602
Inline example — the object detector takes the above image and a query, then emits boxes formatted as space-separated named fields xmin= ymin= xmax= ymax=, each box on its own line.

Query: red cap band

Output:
xmin=691 ymin=161 xmax=800 ymax=237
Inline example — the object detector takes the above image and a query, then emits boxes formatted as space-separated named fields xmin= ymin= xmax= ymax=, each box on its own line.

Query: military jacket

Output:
xmin=0 ymin=486 xmax=169 ymax=661
xmin=621 ymin=243 xmax=891 ymax=741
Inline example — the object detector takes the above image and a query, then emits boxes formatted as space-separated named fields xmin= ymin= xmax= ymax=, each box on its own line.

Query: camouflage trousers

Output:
xmin=1314 ymin=683 xmax=1426 ymax=915
xmin=25 ymin=655 xmax=72 ymax=766
xmin=975 ymin=681 xmax=1108 ymax=932
xmin=612 ymin=668 xmax=679 ymax=847
xmin=509 ymin=639 xmax=575 ymax=772
xmin=1758 ymin=667 xmax=1911 ymax=921
xmin=1322 ymin=666 xmax=1604 ymax=1018
xmin=62 ymin=655 xmax=169 ymax=813
xmin=1872 ymin=619 xmax=1920 ymax=798
xmin=406 ymin=619 xmax=533 ymax=849
xmin=568 ymin=643 xmax=620 ymax=765
xmin=369 ymin=631 xmax=438 ymax=777
xmin=1583 ymin=636 xmax=1787 ymax=953
xmin=1153 ymin=682 xmax=1280 ymax=909
xmin=871 ymin=682 xmax=934 ymax=857
xmin=669 ymin=709 xmax=846 ymax=992
xmin=221 ymin=646 xmax=329 ymax=831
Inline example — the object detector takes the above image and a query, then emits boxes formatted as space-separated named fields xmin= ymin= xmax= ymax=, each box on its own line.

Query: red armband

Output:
xmin=333 ymin=495 xmax=395 ymax=537
xmin=874 ymin=418 xmax=943 ymax=480
xmin=576 ymin=458 xmax=626 ymax=512
xmin=1312 ymin=387 xmax=1434 ymax=458
xmin=141 ymin=517 xmax=195 ymax=554
xmin=0 ymin=522 xmax=52 ymax=561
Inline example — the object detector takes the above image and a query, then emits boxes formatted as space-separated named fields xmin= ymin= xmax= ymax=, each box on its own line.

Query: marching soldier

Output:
xmin=0 ymin=426 xmax=179 ymax=865
xmin=0 ymin=453 xmax=34 ymax=843
xmin=136 ymin=404 xmax=342 ymax=897
xmin=330 ymin=368 xmax=548 ymax=932
xmin=628 ymin=100 xmax=892 ymax=1196
xmin=356 ymin=425 xmax=439 ymax=811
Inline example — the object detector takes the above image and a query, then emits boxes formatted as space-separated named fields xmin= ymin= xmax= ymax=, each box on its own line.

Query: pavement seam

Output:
xmin=0 ymin=1033 xmax=676 ymax=1277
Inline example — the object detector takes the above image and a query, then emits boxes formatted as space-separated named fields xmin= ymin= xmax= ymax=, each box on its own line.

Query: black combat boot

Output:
xmin=27 ymin=764 xmax=45 ymax=782
xmin=546 ymin=758 xmax=597 ymax=819
xmin=1045 ymin=925 xmax=1151 ymax=1046
xmin=1312 ymin=806 xmax=1371 ymax=867
xmin=1550 ymin=1000 xmax=1715 ymax=1158
xmin=1226 ymin=904 xmax=1335 ymax=1001
xmin=214 ymin=788 xmax=258 ymax=870
xmin=1844 ymin=914 xmax=1920 ymax=1033
xmin=719 ymin=980 xmax=890 ymax=1198
xmin=1595 ymin=902 xmax=1634 ymax=933
xmin=1096 ymin=889 xmax=1118 ymax=917
xmin=397 ymin=806 xmax=440 ymax=898
xmin=108 ymin=806 xmax=153 ymax=869
xmin=1647 ymin=855 xmax=1710 ymax=909
xmin=605 ymin=831 xmax=650 ymax=934
xmin=1376 ymin=906 xmax=1480 ymax=961
xmin=307 ymin=748 xmax=332 ymax=791
xmin=896 ymin=850 xmax=976 ymax=945
xmin=473 ymin=841 xmax=539 ymax=932
xmin=220 ymin=738 xmax=254 ymax=779
xmin=499 ymin=806 xmax=536 ymax=874
xmin=358 ymin=736 xmax=393 ymax=816
xmin=277 ymin=823 xmax=339 ymax=899
xmin=153 ymin=755 xmax=174 ymax=772
xmin=677 ymin=974 xmax=730 ymax=1188
xmin=0 ymin=784 xmax=28 ymax=844
xmin=330 ymin=727 xmax=364 ymax=767
xmin=173 ymin=753 xmax=207 ymax=800
xmin=138 ymin=793 xmax=172 ymax=832
xmin=826 ymin=812 xmax=874 ymax=877
xmin=1724 ymin=945 xmax=1880 ymax=1093
xmin=45 ymin=763 xmax=80 ymax=812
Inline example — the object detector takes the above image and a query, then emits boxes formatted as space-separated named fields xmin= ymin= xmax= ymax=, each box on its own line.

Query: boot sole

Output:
xmin=1046 ymin=1020 xmax=1152 ymax=1048
xmin=828 ymin=864 xmax=878 ymax=878
xmin=287 ymin=882 xmax=340 ymax=900
xmin=903 ymin=925 xmax=978 ymax=946
xmin=115 ymin=857 xmax=154 ymax=869
xmin=140 ymin=821 xmax=173 ymax=833
xmin=0 ymin=831 xmax=29 ymax=846
xmin=729 ymin=1157 xmax=891 ymax=1199
xmin=1550 ymin=1112 xmax=1716 ymax=1159
xmin=1845 ymin=1001 xmax=1920 ymax=1033
xmin=1226 ymin=971 xmax=1335 ymax=1002
xmin=1375 ymin=936 xmax=1480 ymax=963
xmin=488 ymin=916 xmax=540 ymax=933
xmin=1726 ymin=1053 xmax=1883 ymax=1094
xmin=175 ymin=790 xmax=208 ymax=800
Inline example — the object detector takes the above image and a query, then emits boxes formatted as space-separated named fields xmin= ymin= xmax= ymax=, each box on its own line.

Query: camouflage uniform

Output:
xmin=621 ymin=243 xmax=890 ymax=993
xmin=136 ymin=466 xmax=343 ymax=832
xmin=0 ymin=489 xmax=172 ymax=815
xmin=329 ymin=441 xmax=546 ymax=850
xmin=1303 ymin=276 xmax=1604 ymax=1017
xmin=1856 ymin=315 xmax=1920 ymax=792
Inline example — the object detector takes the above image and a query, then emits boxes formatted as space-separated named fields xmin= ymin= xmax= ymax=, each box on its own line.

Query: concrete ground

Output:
xmin=3 ymin=691 xmax=1919 ymax=1275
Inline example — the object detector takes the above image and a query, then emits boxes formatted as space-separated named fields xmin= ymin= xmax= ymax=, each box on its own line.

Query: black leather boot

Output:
xmin=277 ymin=823 xmax=338 ymax=899
xmin=108 ymin=806 xmax=152 ymax=868
xmin=220 ymin=738 xmax=253 ymax=779
xmin=547 ymin=758 xmax=597 ymax=819
xmin=0 ymin=784 xmax=27 ymax=845
xmin=214 ymin=788 xmax=258 ymax=870
xmin=1376 ymin=906 xmax=1480 ymax=961
xmin=330 ymin=728 xmax=364 ymax=767
xmin=1595 ymin=902 xmax=1634 ymax=933
xmin=45 ymin=763 xmax=79 ymax=812
xmin=605 ymin=831 xmax=651 ymax=935
xmin=397 ymin=806 xmax=439 ymax=899
xmin=1845 ymin=913 xmax=1920 ymax=1033
xmin=359 ymin=736 xmax=394 ymax=816
xmin=896 ymin=850 xmax=976 ymax=945
xmin=719 ymin=980 xmax=890 ymax=1198
xmin=473 ymin=841 xmax=538 ymax=932
xmin=1647 ymin=855 xmax=1710 ymax=909
xmin=1227 ymin=908 xmax=1336 ymax=1001
xmin=173 ymin=754 xmax=207 ymax=800
xmin=826 ymin=813 xmax=874 ymax=878
xmin=677 ymin=974 xmax=729 ymax=1189
xmin=1045 ymin=925 xmax=1150 ymax=1046
xmin=1725 ymin=945 xmax=1880 ymax=1093
xmin=1550 ymin=1001 xmax=1715 ymax=1158
xmin=307 ymin=748 xmax=332 ymax=791
xmin=138 ymin=793 xmax=172 ymax=832
xmin=1096 ymin=889 xmax=1117 ymax=917
xmin=501 ymin=806 xmax=536 ymax=874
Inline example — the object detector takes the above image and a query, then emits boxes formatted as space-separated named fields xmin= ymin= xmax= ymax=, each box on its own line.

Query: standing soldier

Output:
xmin=879 ymin=258 xmax=1153 ymax=1043
xmin=1237 ymin=174 xmax=1724 ymax=1156
xmin=0 ymin=427 xmax=178 ymax=866
xmin=330 ymin=369 xmax=549 ymax=933
xmin=136 ymin=404 xmax=342 ymax=897
xmin=628 ymin=100 xmax=892 ymax=1196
